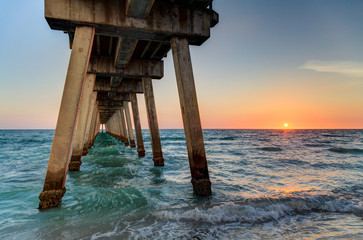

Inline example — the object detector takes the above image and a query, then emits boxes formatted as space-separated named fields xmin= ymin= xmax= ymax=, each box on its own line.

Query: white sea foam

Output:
xmin=155 ymin=197 xmax=363 ymax=224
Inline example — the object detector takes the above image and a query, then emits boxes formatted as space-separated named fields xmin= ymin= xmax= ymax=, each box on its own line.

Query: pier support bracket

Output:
xmin=171 ymin=37 xmax=211 ymax=196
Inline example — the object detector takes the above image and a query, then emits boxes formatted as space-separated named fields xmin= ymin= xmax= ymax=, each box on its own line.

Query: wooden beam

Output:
xmin=98 ymin=100 xmax=124 ymax=107
xmin=126 ymin=0 xmax=155 ymax=18
xmin=97 ymin=93 xmax=131 ymax=101
xmin=114 ymin=38 xmax=138 ymax=68
xmin=94 ymin=79 xmax=143 ymax=94
xmin=140 ymin=42 xmax=151 ymax=58
xmin=88 ymin=57 xmax=164 ymax=79
xmin=150 ymin=42 xmax=163 ymax=59
xmin=98 ymin=106 xmax=122 ymax=110
xmin=45 ymin=0 xmax=212 ymax=45
xmin=116 ymin=0 xmax=155 ymax=68
xmin=110 ymin=77 xmax=122 ymax=87
xmin=96 ymin=35 xmax=101 ymax=55
xmin=108 ymin=37 xmax=113 ymax=56
xmin=107 ymin=92 xmax=116 ymax=98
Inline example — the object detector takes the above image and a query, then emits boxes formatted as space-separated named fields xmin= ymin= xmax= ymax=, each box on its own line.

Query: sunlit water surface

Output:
xmin=0 ymin=129 xmax=362 ymax=239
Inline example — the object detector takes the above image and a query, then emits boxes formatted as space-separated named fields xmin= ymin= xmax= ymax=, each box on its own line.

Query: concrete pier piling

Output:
xmin=116 ymin=111 xmax=125 ymax=142
xmin=70 ymin=73 xmax=96 ymax=171
xmin=120 ymin=107 xmax=129 ymax=146
xmin=130 ymin=93 xmax=145 ymax=157
xmin=40 ymin=0 xmax=218 ymax=208
xmin=171 ymin=37 xmax=211 ymax=195
xmin=124 ymin=101 xmax=136 ymax=148
xmin=39 ymin=26 xmax=95 ymax=209
xmin=82 ymin=92 xmax=97 ymax=156
xmin=143 ymin=77 xmax=164 ymax=166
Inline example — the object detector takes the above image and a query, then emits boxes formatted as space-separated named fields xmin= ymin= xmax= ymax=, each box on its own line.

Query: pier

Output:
xmin=39 ymin=0 xmax=219 ymax=209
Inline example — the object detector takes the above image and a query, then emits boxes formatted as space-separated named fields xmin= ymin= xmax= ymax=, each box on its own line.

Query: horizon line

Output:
xmin=1 ymin=128 xmax=362 ymax=130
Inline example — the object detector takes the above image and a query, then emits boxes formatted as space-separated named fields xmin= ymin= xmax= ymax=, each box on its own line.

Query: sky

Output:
xmin=0 ymin=0 xmax=362 ymax=129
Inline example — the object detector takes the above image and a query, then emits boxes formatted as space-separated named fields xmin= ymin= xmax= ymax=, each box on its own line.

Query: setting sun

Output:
xmin=284 ymin=123 xmax=289 ymax=128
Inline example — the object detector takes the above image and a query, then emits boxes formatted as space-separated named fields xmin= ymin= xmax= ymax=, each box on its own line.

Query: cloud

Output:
xmin=300 ymin=60 xmax=363 ymax=77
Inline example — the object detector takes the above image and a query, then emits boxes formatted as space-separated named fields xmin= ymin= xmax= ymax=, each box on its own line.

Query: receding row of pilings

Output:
xmin=105 ymin=93 xmax=146 ymax=157
xmin=39 ymin=0 xmax=218 ymax=209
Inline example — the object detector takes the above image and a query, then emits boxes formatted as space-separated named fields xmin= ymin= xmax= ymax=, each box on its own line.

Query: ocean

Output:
xmin=0 ymin=129 xmax=362 ymax=239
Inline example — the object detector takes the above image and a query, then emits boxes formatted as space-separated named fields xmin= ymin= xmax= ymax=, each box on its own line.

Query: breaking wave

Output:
xmin=155 ymin=195 xmax=363 ymax=224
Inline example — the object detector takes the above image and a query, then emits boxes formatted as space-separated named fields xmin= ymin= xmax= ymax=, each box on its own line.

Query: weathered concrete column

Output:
xmin=124 ymin=101 xmax=136 ymax=148
xmin=112 ymin=114 xmax=121 ymax=140
xmin=39 ymin=26 xmax=95 ymax=209
xmin=87 ymin=105 xmax=98 ymax=149
xmin=142 ymin=77 xmax=164 ymax=166
xmin=82 ymin=92 xmax=97 ymax=155
xmin=105 ymin=122 xmax=110 ymax=134
xmin=92 ymin=114 xmax=100 ymax=144
xmin=130 ymin=93 xmax=145 ymax=156
xmin=69 ymin=74 xmax=96 ymax=171
xmin=171 ymin=37 xmax=211 ymax=196
xmin=95 ymin=114 xmax=100 ymax=138
xmin=90 ymin=108 xmax=99 ymax=148
xmin=106 ymin=118 xmax=112 ymax=136
xmin=115 ymin=111 xmax=123 ymax=141
xmin=110 ymin=117 xmax=115 ymax=137
xmin=110 ymin=114 xmax=117 ymax=139
xmin=115 ymin=111 xmax=124 ymax=141
xmin=120 ymin=107 xmax=129 ymax=146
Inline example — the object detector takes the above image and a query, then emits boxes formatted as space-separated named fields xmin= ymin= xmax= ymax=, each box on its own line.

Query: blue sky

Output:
xmin=0 ymin=0 xmax=362 ymax=129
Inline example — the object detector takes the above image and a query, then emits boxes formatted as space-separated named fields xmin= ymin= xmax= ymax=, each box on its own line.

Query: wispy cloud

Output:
xmin=300 ymin=60 xmax=363 ymax=77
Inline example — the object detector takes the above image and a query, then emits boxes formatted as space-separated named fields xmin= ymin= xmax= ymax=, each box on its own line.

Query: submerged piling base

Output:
xmin=69 ymin=155 xmax=82 ymax=171
xmin=153 ymin=155 xmax=164 ymax=166
xmin=82 ymin=148 xmax=88 ymax=156
xmin=138 ymin=149 xmax=145 ymax=157
xmin=38 ymin=188 xmax=66 ymax=209
xmin=130 ymin=140 xmax=136 ymax=148
xmin=192 ymin=178 xmax=212 ymax=196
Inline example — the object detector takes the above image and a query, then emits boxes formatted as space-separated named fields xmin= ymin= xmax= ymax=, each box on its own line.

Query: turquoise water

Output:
xmin=0 ymin=129 xmax=362 ymax=239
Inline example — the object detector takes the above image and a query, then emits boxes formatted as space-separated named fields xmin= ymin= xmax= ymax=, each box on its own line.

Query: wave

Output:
xmin=321 ymin=134 xmax=346 ymax=138
xmin=163 ymin=137 xmax=186 ymax=141
xmin=328 ymin=147 xmax=363 ymax=154
xmin=155 ymin=195 xmax=363 ymax=224
xmin=304 ymin=143 xmax=327 ymax=147
xmin=258 ymin=138 xmax=271 ymax=142
xmin=204 ymin=136 xmax=237 ymax=141
xmin=276 ymin=158 xmax=308 ymax=166
xmin=220 ymin=136 xmax=237 ymax=141
xmin=17 ymin=138 xmax=47 ymax=144
xmin=259 ymin=147 xmax=283 ymax=152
